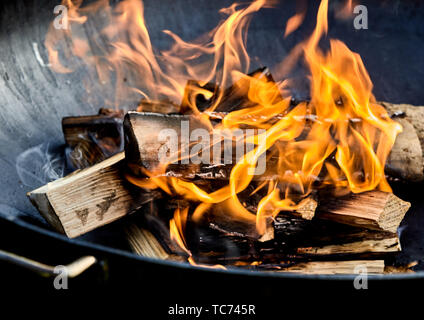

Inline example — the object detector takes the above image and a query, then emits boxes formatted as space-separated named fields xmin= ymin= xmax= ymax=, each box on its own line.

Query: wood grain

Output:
xmin=28 ymin=152 xmax=159 ymax=238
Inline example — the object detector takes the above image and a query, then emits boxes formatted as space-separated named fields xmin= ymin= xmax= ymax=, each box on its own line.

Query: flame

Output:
xmin=284 ymin=12 xmax=305 ymax=37
xmin=47 ymin=0 xmax=402 ymax=265
xmin=336 ymin=0 xmax=357 ymax=19
xmin=46 ymin=0 xmax=270 ymax=108
xmin=170 ymin=208 xmax=226 ymax=269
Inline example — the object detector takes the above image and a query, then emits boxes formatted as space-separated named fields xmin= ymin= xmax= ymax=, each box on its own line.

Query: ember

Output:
xmin=28 ymin=0 xmax=422 ymax=274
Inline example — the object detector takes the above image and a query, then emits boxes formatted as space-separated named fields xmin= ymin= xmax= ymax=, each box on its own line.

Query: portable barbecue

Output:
xmin=1 ymin=0 xmax=424 ymax=300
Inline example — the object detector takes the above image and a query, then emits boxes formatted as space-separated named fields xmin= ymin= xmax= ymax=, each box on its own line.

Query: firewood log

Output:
xmin=205 ymin=196 xmax=317 ymax=242
xmin=195 ymin=215 xmax=400 ymax=263
xmin=137 ymin=99 xmax=180 ymax=114
xmin=125 ymin=112 xmax=411 ymax=230
xmin=124 ymin=109 xmax=423 ymax=183
xmin=62 ymin=110 xmax=124 ymax=170
xmin=316 ymin=190 xmax=410 ymax=233
xmin=275 ymin=260 xmax=385 ymax=274
xmin=125 ymin=222 xmax=187 ymax=262
xmin=274 ymin=215 xmax=401 ymax=256
xmin=124 ymin=218 xmax=390 ymax=275
xmin=382 ymin=102 xmax=424 ymax=155
xmin=386 ymin=117 xmax=423 ymax=181
xmin=124 ymin=112 xmax=211 ymax=175
xmin=28 ymin=152 xmax=161 ymax=238
xmin=125 ymin=224 xmax=169 ymax=260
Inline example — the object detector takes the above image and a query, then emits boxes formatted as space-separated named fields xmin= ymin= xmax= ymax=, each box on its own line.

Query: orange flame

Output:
xmin=170 ymin=207 xmax=226 ymax=269
xmin=284 ymin=12 xmax=305 ymax=37
xmin=47 ymin=0 xmax=402 ymax=263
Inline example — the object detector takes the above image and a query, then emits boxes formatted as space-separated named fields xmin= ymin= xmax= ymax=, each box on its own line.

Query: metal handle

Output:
xmin=0 ymin=249 xmax=96 ymax=278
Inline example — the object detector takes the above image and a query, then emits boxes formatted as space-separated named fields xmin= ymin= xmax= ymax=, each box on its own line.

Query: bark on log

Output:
xmin=382 ymin=102 xmax=424 ymax=156
xmin=386 ymin=117 xmax=423 ymax=181
xmin=28 ymin=152 xmax=161 ymax=238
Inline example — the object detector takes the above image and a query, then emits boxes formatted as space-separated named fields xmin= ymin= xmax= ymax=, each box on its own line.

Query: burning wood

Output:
xmin=317 ymin=190 xmax=410 ymax=233
xmin=28 ymin=152 xmax=160 ymax=238
xmin=62 ymin=109 xmax=124 ymax=170
xmin=124 ymin=112 xmax=212 ymax=175
xmin=32 ymin=0 xmax=420 ymax=275
xmin=137 ymin=100 xmax=180 ymax=114
xmin=191 ymin=215 xmax=400 ymax=264
xmin=124 ymin=108 xmax=424 ymax=183
xmin=274 ymin=216 xmax=401 ymax=257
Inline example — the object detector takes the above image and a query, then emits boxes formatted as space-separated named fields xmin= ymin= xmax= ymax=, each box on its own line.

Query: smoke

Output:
xmin=16 ymin=143 xmax=66 ymax=189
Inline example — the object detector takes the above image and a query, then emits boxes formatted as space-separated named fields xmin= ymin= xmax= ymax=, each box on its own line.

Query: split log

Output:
xmin=125 ymin=223 xmax=186 ymax=262
xmin=124 ymin=109 xmax=423 ymax=183
xmin=28 ymin=152 xmax=161 ymax=238
xmin=124 ymin=218 xmax=391 ymax=275
xmin=195 ymin=215 xmax=400 ymax=263
xmin=274 ymin=215 xmax=401 ymax=256
xmin=275 ymin=260 xmax=385 ymax=274
xmin=124 ymin=111 xmax=284 ymax=180
xmin=124 ymin=114 xmax=411 ymax=232
xmin=125 ymin=224 xmax=169 ymax=260
xmin=124 ymin=111 xmax=242 ymax=179
xmin=381 ymin=101 xmax=424 ymax=181
xmin=207 ymin=208 xmax=274 ymax=242
xmin=137 ymin=99 xmax=180 ymax=114
xmin=316 ymin=190 xmax=410 ymax=233
xmin=382 ymin=102 xmax=424 ymax=157
xmin=206 ymin=196 xmax=317 ymax=242
xmin=124 ymin=112 xmax=209 ymax=171
xmin=386 ymin=117 xmax=423 ymax=181
xmin=62 ymin=109 xmax=124 ymax=170
xmin=384 ymin=261 xmax=417 ymax=273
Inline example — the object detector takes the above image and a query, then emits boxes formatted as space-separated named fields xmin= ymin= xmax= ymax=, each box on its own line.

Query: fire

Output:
xmin=170 ymin=207 xmax=226 ymax=270
xmin=284 ymin=12 xmax=305 ymax=37
xmin=46 ymin=0 xmax=402 ymax=266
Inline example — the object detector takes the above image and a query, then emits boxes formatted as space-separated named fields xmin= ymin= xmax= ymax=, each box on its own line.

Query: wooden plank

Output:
xmin=28 ymin=152 xmax=160 ymax=238
xmin=276 ymin=260 xmax=385 ymax=274
xmin=62 ymin=112 xmax=124 ymax=169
